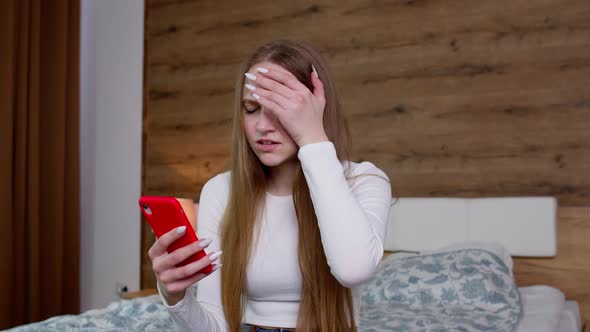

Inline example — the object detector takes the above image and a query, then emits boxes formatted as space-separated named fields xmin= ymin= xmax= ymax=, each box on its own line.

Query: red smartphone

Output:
xmin=139 ymin=196 xmax=212 ymax=273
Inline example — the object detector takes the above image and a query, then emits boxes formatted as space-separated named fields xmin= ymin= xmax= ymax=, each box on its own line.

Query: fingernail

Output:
xmin=245 ymin=73 xmax=257 ymax=80
xmin=252 ymin=93 xmax=260 ymax=100
xmin=212 ymin=264 xmax=223 ymax=271
xmin=256 ymin=67 xmax=269 ymax=74
xmin=208 ymin=251 xmax=222 ymax=261
xmin=176 ymin=226 xmax=186 ymax=234
xmin=312 ymin=64 xmax=319 ymax=78
xmin=199 ymin=238 xmax=212 ymax=248
xmin=245 ymin=83 xmax=256 ymax=91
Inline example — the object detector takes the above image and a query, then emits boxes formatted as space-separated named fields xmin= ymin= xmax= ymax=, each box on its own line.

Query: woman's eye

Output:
xmin=245 ymin=107 xmax=259 ymax=114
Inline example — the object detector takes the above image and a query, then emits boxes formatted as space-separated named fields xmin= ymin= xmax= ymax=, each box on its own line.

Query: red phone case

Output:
xmin=139 ymin=196 xmax=212 ymax=273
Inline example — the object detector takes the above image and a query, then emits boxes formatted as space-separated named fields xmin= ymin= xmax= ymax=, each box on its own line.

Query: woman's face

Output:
xmin=242 ymin=62 xmax=299 ymax=167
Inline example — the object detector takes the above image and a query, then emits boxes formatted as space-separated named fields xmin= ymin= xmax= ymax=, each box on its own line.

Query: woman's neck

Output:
xmin=266 ymin=160 xmax=298 ymax=196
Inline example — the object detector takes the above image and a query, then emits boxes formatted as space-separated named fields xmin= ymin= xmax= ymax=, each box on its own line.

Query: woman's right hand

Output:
xmin=148 ymin=226 xmax=222 ymax=305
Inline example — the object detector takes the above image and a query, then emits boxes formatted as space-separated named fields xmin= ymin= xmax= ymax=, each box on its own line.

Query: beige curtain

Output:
xmin=0 ymin=0 xmax=80 ymax=328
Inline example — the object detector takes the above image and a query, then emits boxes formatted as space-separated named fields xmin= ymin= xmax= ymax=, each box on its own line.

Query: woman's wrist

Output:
xmin=158 ymin=280 xmax=186 ymax=306
xmin=164 ymin=290 xmax=185 ymax=306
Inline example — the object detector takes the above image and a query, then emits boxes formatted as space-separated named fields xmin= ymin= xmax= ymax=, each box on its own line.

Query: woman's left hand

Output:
xmin=245 ymin=66 xmax=329 ymax=147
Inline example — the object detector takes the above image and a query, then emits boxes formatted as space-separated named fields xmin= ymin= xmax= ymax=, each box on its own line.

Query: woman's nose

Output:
xmin=255 ymin=109 xmax=276 ymax=132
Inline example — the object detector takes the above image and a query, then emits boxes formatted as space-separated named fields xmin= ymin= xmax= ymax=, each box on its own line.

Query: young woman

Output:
xmin=148 ymin=39 xmax=392 ymax=332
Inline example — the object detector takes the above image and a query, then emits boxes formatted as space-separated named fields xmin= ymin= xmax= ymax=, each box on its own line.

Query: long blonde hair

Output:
xmin=220 ymin=39 xmax=357 ymax=331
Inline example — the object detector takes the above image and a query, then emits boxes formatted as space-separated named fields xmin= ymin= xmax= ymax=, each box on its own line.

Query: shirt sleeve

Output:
xmin=157 ymin=173 xmax=230 ymax=332
xmin=297 ymin=141 xmax=392 ymax=288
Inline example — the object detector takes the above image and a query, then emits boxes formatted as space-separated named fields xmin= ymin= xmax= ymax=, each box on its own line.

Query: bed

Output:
xmin=5 ymin=282 xmax=583 ymax=331
xmin=6 ymin=198 xmax=589 ymax=331
xmin=376 ymin=197 xmax=588 ymax=331
xmin=6 ymin=269 xmax=583 ymax=332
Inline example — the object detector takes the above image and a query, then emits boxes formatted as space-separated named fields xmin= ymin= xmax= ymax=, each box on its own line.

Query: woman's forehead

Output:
xmin=246 ymin=62 xmax=288 ymax=73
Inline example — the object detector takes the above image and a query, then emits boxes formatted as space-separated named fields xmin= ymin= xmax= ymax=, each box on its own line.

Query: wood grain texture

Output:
xmin=144 ymin=0 xmax=590 ymax=204
xmin=141 ymin=0 xmax=590 ymax=304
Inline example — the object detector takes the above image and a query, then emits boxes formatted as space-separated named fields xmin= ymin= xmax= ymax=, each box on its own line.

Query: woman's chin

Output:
xmin=257 ymin=152 xmax=296 ymax=167
xmin=258 ymin=155 xmax=286 ymax=167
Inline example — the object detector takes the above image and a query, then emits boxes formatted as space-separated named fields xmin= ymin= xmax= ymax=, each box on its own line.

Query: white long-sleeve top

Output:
xmin=157 ymin=141 xmax=392 ymax=331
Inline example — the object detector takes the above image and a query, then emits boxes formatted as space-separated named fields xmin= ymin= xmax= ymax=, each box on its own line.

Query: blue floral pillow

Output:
xmin=360 ymin=249 xmax=522 ymax=331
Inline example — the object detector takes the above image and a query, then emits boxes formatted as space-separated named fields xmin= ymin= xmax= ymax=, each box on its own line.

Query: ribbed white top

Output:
xmin=158 ymin=141 xmax=392 ymax=331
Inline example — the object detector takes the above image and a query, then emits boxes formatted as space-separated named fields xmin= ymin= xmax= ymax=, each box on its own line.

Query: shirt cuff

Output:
xmin=297 ymin=141 xmax=344 ymax=185
xmin=297 ymin=141 xmax=338 ymax=165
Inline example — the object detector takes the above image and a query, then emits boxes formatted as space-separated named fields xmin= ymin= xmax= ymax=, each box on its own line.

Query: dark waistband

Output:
xmin=240 ymin=324 xmax=295 ymax=332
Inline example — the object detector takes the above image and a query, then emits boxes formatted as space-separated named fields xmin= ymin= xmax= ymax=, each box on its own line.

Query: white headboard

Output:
xmin=384 ymin=197 xmax=557 ymax=257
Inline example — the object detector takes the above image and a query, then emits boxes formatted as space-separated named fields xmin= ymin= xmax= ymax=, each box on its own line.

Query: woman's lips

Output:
xmin=256 ymin=141 xmax=280 ymax=152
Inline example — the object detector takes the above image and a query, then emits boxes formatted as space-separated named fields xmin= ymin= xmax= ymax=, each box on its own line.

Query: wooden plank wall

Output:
xmin=141 ymin=0 xmax=590 ymax=289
